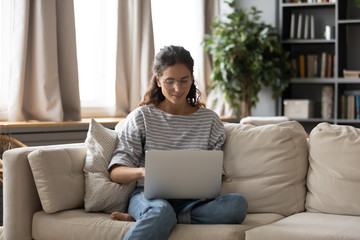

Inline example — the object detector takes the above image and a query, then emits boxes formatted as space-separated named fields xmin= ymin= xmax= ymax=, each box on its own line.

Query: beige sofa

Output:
xmin=2 ymin=121 xmax=360 ymax=240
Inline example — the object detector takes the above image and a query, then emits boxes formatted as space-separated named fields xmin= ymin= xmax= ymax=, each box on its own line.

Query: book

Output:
xmin=341 ymin=95 xmax=346 ymax=119
xmin=297 ymin=14 xmax=302 ymax=39
xmin=348 ymin=95 xmax=355 ymax=120
xmin=306 ymin=54 xmax=315 ymax=78
xmin=313 ymin=54 xmax=318 ymax=77
xmin=310 ymin=15 xmax=315 ymax=39
xmin=343 ymin=90 xmax=360 ymax=119
xmin=299 ymin=54 xmax=306 ymax=78
xmin=333 ymin=55 xmax=336 ymax=77
xmin=306 ymin=54 xmax=318 ymax=78
xmin=320 ymin=52 xmax=327 ymax=78
xmin=326 ymin=53 xmax=333 ymax=77
xmin=304 ymin=15 xmax=309 ymax=39
xmin=356 ymin=95 xmax=360 ymax=119
xmin=290 ymin=13 xmax=295 ymax=39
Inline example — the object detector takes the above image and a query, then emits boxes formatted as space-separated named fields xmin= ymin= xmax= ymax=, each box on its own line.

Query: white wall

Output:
xmin=236 ymin=0 xmax=278 ymax=28
xmin=232 ymin=0 xmax=279 ymax=116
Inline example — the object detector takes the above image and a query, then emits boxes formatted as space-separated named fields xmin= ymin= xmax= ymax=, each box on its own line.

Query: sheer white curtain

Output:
xmin=0 ymin=1 xmax=11 ymax=120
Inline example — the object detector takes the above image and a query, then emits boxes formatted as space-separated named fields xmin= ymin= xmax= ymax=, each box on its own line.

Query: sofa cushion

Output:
xmin=221 ymin=121 xmax=308 ymax=216
xmin=170 ymin=213 xmax=284 ymax=240
xmin=32 ymin=209 xmax=284 ymax=240
xmin=83 ymin=119 xmax=136 ymax=213
xmin=28 ymin=147 xmax=87 ymax=213
xmin=32 ymin=209 xmax=133 ymax=240
xmin=245 ymin=212 xmax=360 ymax=240
xmin=306 ymin=122 xmax=360 ymax=216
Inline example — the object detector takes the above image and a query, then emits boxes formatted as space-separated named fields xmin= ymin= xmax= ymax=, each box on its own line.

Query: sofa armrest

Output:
xmin=3 ymin=143 xmax=85 ymax=240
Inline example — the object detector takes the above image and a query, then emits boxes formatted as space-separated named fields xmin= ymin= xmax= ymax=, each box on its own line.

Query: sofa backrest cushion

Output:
xmin=306 ymin=122 xmax=360 ymax=216
xmin=83 ymin=119 xmax=136 ymax=213
xmin=28 ymin=147 xmax=87 ymax=213
xmin=221 ymin=121 xmax=308 ymax=216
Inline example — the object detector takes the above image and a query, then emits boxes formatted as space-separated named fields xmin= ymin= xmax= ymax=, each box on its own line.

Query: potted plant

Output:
xmin=203 ymin=0 xmax=293 ymax=117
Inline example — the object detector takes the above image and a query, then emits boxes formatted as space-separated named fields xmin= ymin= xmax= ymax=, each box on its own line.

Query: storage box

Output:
xmin=343 ymin=69 xmax=360 ymax=78
xmin=283 ymin=99 xmax=314 ymax=119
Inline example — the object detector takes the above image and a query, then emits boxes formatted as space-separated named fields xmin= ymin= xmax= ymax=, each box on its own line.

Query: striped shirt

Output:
xmin=109 ymin=105 xmax=226 ymax=186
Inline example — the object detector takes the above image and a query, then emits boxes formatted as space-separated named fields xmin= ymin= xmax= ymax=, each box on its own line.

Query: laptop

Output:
xmin=144 ymin=150 xmax=223 ymax=199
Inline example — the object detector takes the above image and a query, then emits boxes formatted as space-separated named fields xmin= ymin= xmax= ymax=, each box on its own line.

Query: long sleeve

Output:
xmin=109 ymin=109 xmax=146 ymax=170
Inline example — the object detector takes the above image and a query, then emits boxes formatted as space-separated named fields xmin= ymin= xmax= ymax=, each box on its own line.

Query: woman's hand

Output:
xmin=110 ymin=165 xmax=145 ymax=184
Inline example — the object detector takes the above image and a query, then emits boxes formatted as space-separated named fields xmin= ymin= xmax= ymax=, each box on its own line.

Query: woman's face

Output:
xmin=157 ymin=63 xmax=193 ymax=106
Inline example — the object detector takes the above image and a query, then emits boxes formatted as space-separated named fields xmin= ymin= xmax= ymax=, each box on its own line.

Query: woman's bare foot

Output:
xmin=110 ymin=212 xmax=135 ymax=222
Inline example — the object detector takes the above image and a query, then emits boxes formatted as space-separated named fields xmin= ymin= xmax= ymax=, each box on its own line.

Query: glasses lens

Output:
xmin=163 ymin=79 xmax=191 ymax=89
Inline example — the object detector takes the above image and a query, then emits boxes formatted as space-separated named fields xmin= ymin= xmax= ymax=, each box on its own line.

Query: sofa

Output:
xmin=2 ymin=120 xmax=360 ymax=240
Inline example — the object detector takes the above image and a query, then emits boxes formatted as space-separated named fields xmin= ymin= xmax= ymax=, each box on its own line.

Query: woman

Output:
xmin=109 ymin=45 xmax=248 ymax=240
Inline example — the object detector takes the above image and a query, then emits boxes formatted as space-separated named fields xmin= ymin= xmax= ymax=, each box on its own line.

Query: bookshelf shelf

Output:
xmin=279 ymin=0 xmax=360 ymax=132
xmin=290 ymin=78 xmax=337 ymax=84
xmin=282 ymin=3 xmax=335 ymax=8
xmin=338 ymin=78 xmax=360 ymax=83
xmin=282 ymin=39 xmax=335 ymax=44
xmin=289 ymin=118 xmax=335 ymax=122
xmin=338 ymin=20 xmax=360 ymax=24
xmin=337 ymin=119 xmax=360 ymax=124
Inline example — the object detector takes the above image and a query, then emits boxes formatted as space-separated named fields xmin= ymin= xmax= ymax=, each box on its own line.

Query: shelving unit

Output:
xmin=279 ymin=0 xmax=360 ymax=132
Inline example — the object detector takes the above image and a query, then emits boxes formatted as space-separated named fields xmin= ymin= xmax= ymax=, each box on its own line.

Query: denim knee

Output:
xmin=144 ymin=200 xmax=177 ymax=226
xmin=225 ymin=193 xmax=248 ymax=223
xmin=190 ymin=193 xmax=248 ymax=224
xmin=150 ymin=201 xmax=176 ymax=218
xmin=126 ymin=199 xmax=177 ymax=240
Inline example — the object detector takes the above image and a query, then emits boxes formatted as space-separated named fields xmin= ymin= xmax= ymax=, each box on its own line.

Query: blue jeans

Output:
xmin=123 ymin=187 xmax=248 ymax=240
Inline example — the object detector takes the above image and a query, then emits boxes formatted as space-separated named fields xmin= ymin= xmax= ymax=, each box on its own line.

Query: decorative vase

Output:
xmin=321 ymin=86 xmax=333 ymax=119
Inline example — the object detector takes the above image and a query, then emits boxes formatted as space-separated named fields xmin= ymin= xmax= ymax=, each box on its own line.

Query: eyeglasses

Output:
xmin=161 ymin=79 xmax=192 ymax=89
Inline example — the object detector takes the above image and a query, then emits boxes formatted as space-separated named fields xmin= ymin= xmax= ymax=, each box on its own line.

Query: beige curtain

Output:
xmin=9 ymin=0 xmax=80 ymax=121
xmin=115 ymin=0 xmax=154 ymax=115
xmin=198 ymin=0 xmax=219 ymax=100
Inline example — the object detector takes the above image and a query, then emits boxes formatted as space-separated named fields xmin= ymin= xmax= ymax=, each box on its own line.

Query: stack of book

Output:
xmin=340 ymin=90 xmax=360 ymax=120
xmin=293 ymin=52 xmax=335 ymax=78
xmin=290 ymin=13 xmax=315 ymax=39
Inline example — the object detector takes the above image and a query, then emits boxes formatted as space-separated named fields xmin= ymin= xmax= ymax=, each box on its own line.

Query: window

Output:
xmin=151 ymin=0 xmax=203 ymax=89
xmin=0 ymin=1 xmax=205 ymax=120
xmin=74 ymin=0 xmax=204 ymax=117
xmin=74 ymin=0 xmax=118 ymax=117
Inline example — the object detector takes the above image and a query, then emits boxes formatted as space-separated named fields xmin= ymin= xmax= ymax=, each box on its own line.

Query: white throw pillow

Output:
xmin=28 ymin=146 xmax=87 ymax=213
xmin=306 ymin=122 xmax=360 ymax=216
xmin=221 ymin=121 xmax=309 ymax=216
xmin=83 ymin=119 xmax=136 ymax=213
